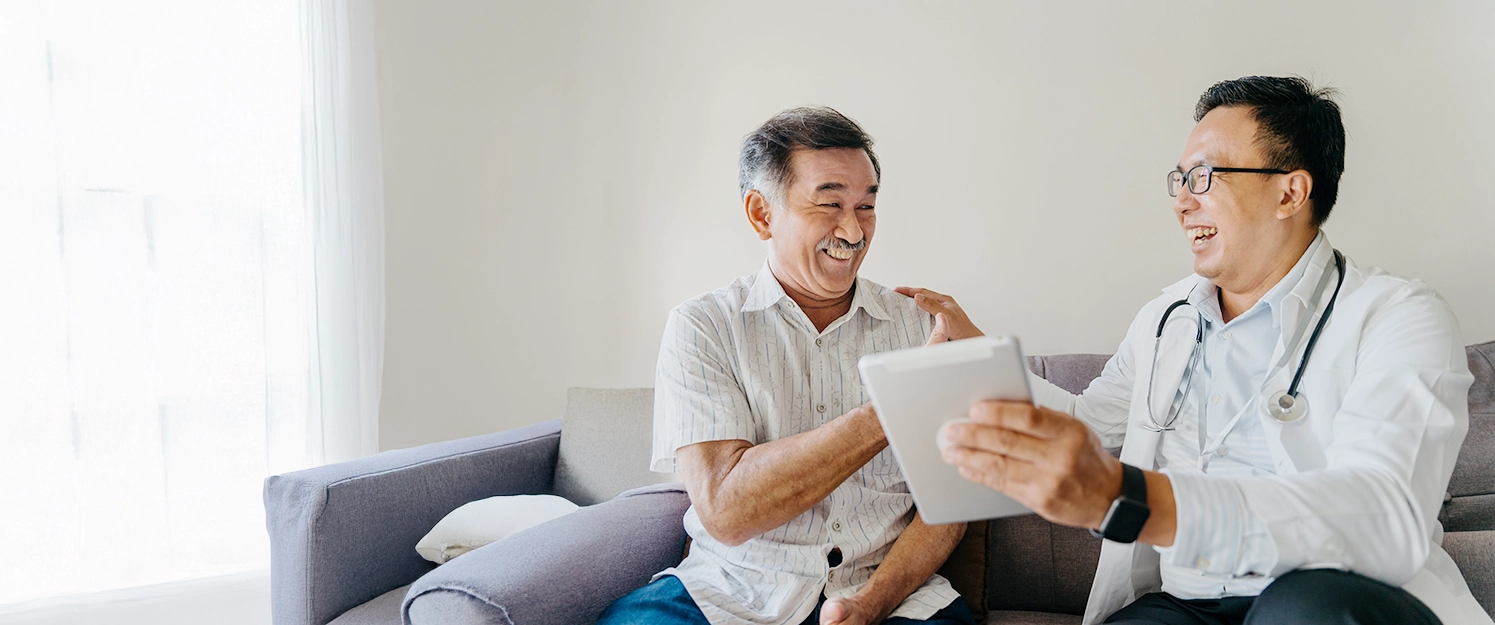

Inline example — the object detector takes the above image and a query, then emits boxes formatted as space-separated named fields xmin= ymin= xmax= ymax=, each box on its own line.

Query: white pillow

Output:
xmin=415 ymin=494 xmax=580 ymax=564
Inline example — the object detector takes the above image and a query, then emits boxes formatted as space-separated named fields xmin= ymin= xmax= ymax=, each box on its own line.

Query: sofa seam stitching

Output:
xmin=404 ymin=585 xmax=515 ymax=625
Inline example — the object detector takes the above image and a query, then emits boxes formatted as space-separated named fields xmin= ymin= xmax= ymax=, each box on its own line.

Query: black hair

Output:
xmin=738 ymin=106 xmax=880 ymax=201
xmin=1195 ymin=76 xmax=1346 ymax=226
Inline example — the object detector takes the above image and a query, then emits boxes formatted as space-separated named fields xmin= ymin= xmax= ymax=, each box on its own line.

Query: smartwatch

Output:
xmin=1090 ymin=462 xmax=1150 ymax=543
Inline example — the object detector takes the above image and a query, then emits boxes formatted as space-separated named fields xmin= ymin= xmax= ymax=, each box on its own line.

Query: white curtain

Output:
xmin=0 ymin=0 xmax=383 ymax=606
xmin=302 ymin=0 xmax=386 ymax=466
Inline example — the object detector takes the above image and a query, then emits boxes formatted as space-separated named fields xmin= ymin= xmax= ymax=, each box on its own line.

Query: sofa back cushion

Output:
xmin=554 ymin=387 xmax=680 ymax=506
xmin=1447 ymin=342 xmax=1495 ymax=528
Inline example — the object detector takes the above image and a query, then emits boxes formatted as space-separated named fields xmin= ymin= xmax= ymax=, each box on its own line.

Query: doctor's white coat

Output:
xmin=1028 ymin=239 xmax=1489 ymax=625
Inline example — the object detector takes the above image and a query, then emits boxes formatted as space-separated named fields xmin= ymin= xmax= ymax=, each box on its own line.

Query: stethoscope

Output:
xmin=1143 ymin=249 xmax=1346 ymax=433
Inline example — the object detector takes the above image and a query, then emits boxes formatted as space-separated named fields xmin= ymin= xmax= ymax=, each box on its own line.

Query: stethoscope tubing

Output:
xmin=1144 ymin=249 xmax=1346 ymax=433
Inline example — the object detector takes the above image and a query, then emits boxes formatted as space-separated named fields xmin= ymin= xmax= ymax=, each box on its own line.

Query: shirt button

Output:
xmin=1221 ymin=331 xmax=1232 ymax=340
xmin=832 ymin=521 xmax=842 ymax=531
xmin=1195 ymin=557 xmax=1211 ymax=569
xmin=817 ymin=404 xmax=827 ymax=413
xmin=787 ymin=302 xmax=796 ymax=308
xmin=815 ymin=338 xmax=823 ymax=347
xmin=828 ymin=571 xmax=835 ymax=582
xmin=1217 ymin=446 xmax=1229 ymax=457
xmin=1210 ymin=395 xmax=1222 ymax=404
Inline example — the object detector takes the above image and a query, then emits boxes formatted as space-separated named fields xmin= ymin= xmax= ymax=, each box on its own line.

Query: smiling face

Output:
xmin=1173 ymin=106 xmax=1317 ymax=298
xmin=748 ymin=147 xmax=879 ymax=303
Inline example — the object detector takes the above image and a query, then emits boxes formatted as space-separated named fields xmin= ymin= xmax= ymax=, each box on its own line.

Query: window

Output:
xmin=0 ymin=0 xmax=377 ymax=604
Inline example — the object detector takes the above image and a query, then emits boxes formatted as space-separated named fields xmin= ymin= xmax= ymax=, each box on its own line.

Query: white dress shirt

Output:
xmin=1150 ymin=233 xmax=1325 ymax=598
xmin=651 ymin=262 xmax=961 ymax=625
xmin=1025 ymin=231 xmax=1486 ymax=625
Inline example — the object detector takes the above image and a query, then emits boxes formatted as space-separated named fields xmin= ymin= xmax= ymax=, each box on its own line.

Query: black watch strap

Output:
xmin=1090 ymin=462 xmax=1151 ymax=543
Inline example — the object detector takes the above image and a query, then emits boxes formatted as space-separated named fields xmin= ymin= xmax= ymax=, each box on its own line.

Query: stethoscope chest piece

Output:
xmin=1267 ymin=390 xmax=1309 ymax=423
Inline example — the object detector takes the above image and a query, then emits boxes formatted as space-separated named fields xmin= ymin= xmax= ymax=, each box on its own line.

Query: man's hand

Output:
xmin=896 ymin=287 xmax=983 ymax=341
xmin=926 ymin=311 xmax=951 ymax=346
xmin=820 ymin=595 xmax=876 ymax=625
xmin=938 ymin=400 xmax=1123 ymax=531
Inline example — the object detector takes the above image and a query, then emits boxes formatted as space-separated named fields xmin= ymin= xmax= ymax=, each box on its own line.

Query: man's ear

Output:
xmin=745 ymin=190 xmax=772 ymax=241
xmin=1276 ymin=170 xmax=1313 ymax=222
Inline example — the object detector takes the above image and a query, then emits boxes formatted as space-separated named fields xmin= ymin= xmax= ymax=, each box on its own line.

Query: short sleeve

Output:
xmin=650 ymin=304 xmax=757 ymax=473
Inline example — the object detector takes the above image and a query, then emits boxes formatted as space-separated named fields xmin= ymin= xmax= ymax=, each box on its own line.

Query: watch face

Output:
xmin=1104 ymin=498 xmax=1151 ymax=543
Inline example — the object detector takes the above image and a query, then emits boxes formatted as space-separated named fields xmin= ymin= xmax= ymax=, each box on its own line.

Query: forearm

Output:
xmin=856 ymin=514 xmax=966 ymax=620
xmin=1137 ymin=470 xmax=1177 ymax=547
xmin=686 ymin=403 xmax=888 ymax=544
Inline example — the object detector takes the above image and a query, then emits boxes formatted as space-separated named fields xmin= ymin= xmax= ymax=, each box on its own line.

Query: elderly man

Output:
xmin=918 ymin=76 xmax=1488 ymax=624
xmin=596 ymin=107 xmax=974 ymax=625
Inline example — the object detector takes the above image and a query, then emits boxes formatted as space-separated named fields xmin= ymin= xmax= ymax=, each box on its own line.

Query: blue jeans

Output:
xmin=597 ymin=575 xmax=976 ymax=625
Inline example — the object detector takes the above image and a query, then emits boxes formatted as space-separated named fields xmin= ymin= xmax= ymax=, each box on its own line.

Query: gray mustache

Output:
xmin=817 ymin=237 xmax=866 ymax=252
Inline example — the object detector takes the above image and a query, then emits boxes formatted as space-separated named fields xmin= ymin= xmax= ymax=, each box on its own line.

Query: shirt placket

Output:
xmin=811 ymin=327 xmax=852 ymax=591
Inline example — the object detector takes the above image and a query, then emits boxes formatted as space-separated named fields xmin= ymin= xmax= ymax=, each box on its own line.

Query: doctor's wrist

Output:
xmin=1087 ymin=458 xmax=1127 ymax=531
xmin=1137 ymin=471 xmax=1177 ymax=548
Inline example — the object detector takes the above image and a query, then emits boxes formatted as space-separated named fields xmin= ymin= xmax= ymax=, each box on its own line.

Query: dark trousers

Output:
xmin=1103 ymin=569 xmax=1442 ymax=625
xmin=597 ymin=575 xmax=976 ymax=625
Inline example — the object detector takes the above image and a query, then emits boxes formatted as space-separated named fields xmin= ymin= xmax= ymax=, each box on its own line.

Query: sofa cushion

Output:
xmin=554 ymin=387 xmax=680 ymax=506
xmin=1028 ymin=354 xmax=1112 ymax=396
xmin=327 ymin=584 xmax=407 ymax=625
xmin=403 ymin=484 xmax=690 ymax=625
xmin=939 ymin=520 xmax=990 ymax=622
xmin=984 ymin=611 xmax=1083 ymax=624
xmin=1450 ymin=342 xmax=1495 ymax=500
xmin=986 ymin=513 xmax=1102 ymax=615
xmin=1442 ymin=530 xmax=1495 ymax=618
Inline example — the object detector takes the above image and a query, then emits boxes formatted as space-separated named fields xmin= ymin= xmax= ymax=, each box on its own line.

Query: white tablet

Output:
xmin=858 ymin=335 xmax=1034 ymax=525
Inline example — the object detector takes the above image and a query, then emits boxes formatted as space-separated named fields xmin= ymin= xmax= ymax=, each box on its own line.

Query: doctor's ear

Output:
xmin=1276 ymin=170 xmax=1314 ymax=222
xmin=745 ymin=190 xmax=773 ymax=241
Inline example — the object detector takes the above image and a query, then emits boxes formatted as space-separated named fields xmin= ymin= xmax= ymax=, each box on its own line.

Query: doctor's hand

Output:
xmin=937 ymin=401 xmax=1128 ymax=533
xmin=895 ymin=287 xmax=984 ymax=340
xmin=925 ymin=312 xmax=952 ymax=346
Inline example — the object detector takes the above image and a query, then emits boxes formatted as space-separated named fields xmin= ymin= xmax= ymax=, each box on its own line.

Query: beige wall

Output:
xmin=372 ymin=0 xmax=1495 ymax=451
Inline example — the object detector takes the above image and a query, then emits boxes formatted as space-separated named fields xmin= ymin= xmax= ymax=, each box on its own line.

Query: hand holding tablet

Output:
xmin=858 ymin=335 xmax=1036 ymax=524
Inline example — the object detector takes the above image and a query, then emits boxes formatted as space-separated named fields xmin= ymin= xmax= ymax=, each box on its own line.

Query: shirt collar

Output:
xmin=741 ymin=262 xmax=787 ymax=313
xmin=1181 ymin=230 xmax=1329 ymax=329
xmin=1260 ymin=230 xmax=1328 ymax=329
xmin=740 ymin=261 xmax=892 ymax=323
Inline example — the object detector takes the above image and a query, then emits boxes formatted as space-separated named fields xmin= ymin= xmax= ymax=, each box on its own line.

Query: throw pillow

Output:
xmin=416 ymin=494 xmax=580 ymax=564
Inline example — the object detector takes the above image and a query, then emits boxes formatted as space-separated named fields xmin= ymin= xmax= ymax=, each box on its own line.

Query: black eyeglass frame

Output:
xmin=1167 ymin=164 xmax=1292 ymax=197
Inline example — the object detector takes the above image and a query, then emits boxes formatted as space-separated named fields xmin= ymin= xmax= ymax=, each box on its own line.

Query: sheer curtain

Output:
xmin=0 ymin=0 xmax=383 ymax=606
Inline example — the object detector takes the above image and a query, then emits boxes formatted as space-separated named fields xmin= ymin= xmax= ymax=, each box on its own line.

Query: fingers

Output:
xmin=939 ymin=419 xmax=1049 ymax=463
xmin=819 ymin=598 xmax=850 ymax=625
xmin=911 ymin=293 xmax=947 ymax=317
xmin=926 ymin=312 xmax=950 ymax=346
xmin=943 ymin=445 xmax=1044 ymax=496
xmin=894 ymin=286 xmax=949 ymax=302
xmin=969 ymin=401 xmax=1071 ymax=438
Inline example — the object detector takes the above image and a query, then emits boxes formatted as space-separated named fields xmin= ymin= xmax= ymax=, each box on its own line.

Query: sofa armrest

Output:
xmin=264 ymin=419 xmax=562 ymax=625
xmin=403 ymin=483 xmax=691 ymax=625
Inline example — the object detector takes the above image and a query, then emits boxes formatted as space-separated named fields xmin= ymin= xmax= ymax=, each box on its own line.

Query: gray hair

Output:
xmin=738 ymin=106 xmax=880 ymax=204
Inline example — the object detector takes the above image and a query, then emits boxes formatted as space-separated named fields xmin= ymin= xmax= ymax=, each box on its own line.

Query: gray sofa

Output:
xmin=265 ymin=342 xmax=1495 ymax=625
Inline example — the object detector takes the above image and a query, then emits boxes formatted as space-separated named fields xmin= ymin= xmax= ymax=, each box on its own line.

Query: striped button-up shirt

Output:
xmin=650 ymin=262 xmax=961 ymax=625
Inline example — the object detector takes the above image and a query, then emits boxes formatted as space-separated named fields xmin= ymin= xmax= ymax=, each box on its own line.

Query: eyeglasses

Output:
xmin=1167 ymin=164 xmax=1291 ymax=197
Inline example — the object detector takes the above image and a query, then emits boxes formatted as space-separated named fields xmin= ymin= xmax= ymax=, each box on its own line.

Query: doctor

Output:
xmin=908 ymin=76 xmax=1486 ymax=624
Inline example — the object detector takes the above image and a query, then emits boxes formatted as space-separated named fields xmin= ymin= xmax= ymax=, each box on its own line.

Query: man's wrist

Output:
xmin=1090 ymin=462 xmax=1150 ymax=543
xmin=1090 ymin=457 xmax=1126 ymax=530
